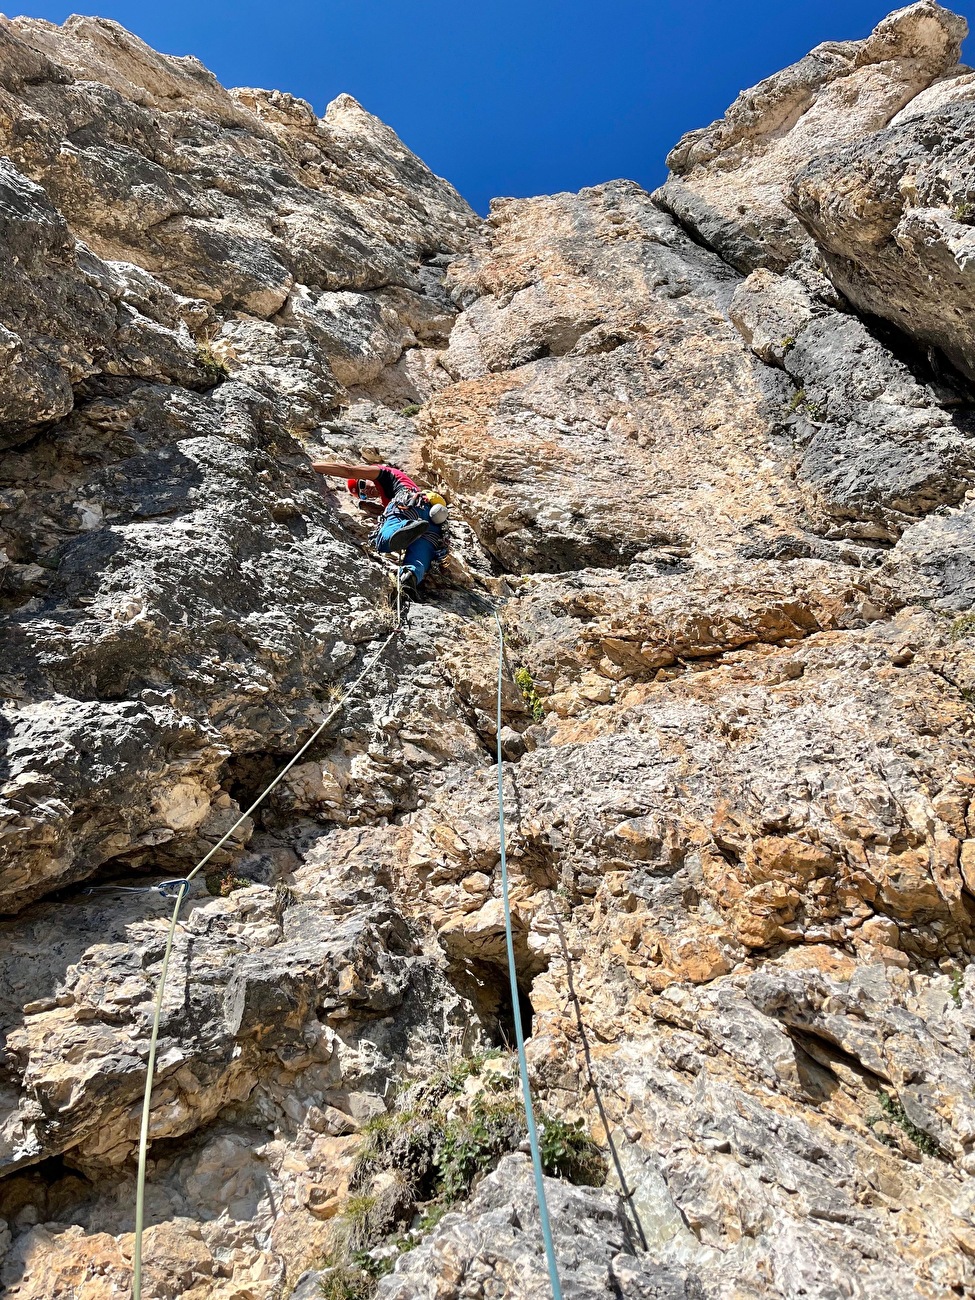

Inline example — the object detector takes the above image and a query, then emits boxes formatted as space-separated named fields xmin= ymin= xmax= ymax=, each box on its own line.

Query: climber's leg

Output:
xmin=400 ymin=534 xmax=437 ymax=586
xmin=374 ymin=513 xmax=429 ymax=554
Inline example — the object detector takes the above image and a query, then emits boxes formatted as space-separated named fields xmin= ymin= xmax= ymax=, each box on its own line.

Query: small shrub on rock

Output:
xmin=514 ymin=667 xmax=546 ymax=722
xmin=326 ymin=1051 xmax=607 ymax=1292
xmin=435 ymin=1093 xmax=526 ymax=1202
xmin=195 ymin=342 xmax=231 ymax=385
xmin=538 ymin=1112 xmax=608 ymax=1185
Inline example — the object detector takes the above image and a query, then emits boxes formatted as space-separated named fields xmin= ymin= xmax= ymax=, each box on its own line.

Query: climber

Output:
xmin=311 ymin=458 xmax=448 ymax=598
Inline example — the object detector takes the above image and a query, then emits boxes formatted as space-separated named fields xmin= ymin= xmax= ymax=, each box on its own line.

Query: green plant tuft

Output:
xmin=400 ymin=404 xmax=421 ymax=418
xmin=514 ymin=667 xmax=546 ymax=723
xmin=417 ymin=1203 xmax=448 ymax=1233
xmin=195 ymin=343 xmax=230 ymax=385
xmin=435 ymin=1094 xmax=526 ymax=1203
xmin=205 ymin=869 xmax=252 ymax=897
xmin=341 ymin=1193 xmax=381 ymax=1251
xmin=877 ymin=1090 xmax=942 ymax=1157
xmin=317 ymin=1260 xmax=374 ymax=1300
xmin=443 ymin=1049 xmax=507 ymax=1093
xmin=787 ymin=387 xmax=806 ymax=413
xmin=952 ymin=200 xmax=975 ymax=224
xmin=949 ymin=613 xmax=975 ymax=642
xmin=538 ymin=1112 xmax=608 ymax=1186
xmin=781 ymin=335 xmax=796 ymax=353
xmin=336 ymin=1050 xmax=608 ymax=1280
xmin=351 ymin=1249 xmax=396 ymax=1280
xmin=344 ymin=1193 xmax=377 ymax=1223
xmin=351 ymin=1110 xmax=427 ymax=1187
xmin=950 ymin=969 xmax=965 ymax=1007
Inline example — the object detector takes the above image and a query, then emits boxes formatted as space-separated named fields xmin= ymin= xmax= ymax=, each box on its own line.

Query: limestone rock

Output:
xmin=0 ymin=11 xmax=478 ymax=908
xmin=885 ymin=503 xmax=975 ymax=609
xmin=730 ymin=268 xmax=975 ymax=539
xmin=788 ymin=97 xmax=975 ymax=380
xmin=422 ymin=182 xmax=810 ymax=573
xmin=655 ymin=2 xmax=967 ymax=273
xmin=374 ymin=1154 xmax=705 ymax=1300
xmin=0 ymin=158 xmax=202 ymax=447
xmin=3 ymin=9 xmax=975 ymax=1300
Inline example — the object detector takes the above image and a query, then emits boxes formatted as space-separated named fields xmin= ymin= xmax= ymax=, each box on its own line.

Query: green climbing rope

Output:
xmin=493 ymin=608 xmax=564 ymax=1300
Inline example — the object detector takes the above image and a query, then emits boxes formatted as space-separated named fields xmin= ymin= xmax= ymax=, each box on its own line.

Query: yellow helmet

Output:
xmin=425 ymin=491 xmax=447 ymax=508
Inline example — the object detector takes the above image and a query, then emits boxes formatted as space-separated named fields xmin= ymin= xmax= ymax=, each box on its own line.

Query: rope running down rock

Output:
xmin=493 ymin=607 xmax=564 ymax=1300
xmin=133 ymin=582 xmax=566 ymax=1299
xmin=131 ymin=593 xmax=404 ymax=1299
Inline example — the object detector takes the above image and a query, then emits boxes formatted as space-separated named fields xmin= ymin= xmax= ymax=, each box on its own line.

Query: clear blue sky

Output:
xmin=12 ymin=1 xmax=974 ymax=214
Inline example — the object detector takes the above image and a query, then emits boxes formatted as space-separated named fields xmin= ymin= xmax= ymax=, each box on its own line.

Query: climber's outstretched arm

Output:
xmin=310 ymin=461 xmax=381 ymax=480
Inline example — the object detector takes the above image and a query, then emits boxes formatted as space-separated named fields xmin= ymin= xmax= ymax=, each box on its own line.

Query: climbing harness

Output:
xmin=493 ymin=609 xmax=564 ymax=1300
xmin=369 ymin=487 xmax=450 ymax=567
xmin=131 ymin=579 xmax=405 ymax=1300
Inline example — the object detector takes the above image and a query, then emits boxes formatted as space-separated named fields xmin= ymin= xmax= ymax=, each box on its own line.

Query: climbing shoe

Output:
xmin=389 ymin=518 xmax=428 ymax=551
xmin=397 ymin=567 xmax=419 ymax=602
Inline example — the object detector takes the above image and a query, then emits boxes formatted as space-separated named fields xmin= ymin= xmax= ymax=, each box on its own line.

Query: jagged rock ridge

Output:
xmin=0 ymin=5 xmax=974 ymax=1299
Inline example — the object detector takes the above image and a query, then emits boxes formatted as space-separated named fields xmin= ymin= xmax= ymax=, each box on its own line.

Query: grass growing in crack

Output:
xmin=327 ymin=1051 xmax=607 ymax=1292
xmin=317 ymin=1259 xmax=374 ymax=1300
xmin=950 ymin=969 xmax=965 ymax=1007
xmin=952 ymin=200 xmax=975 ymax=224
xmin=400 ymin=404 xmax=421 ymax=417
xmin=195 ymin=343 xmax=231 ymax=385
xmin=514 ymin=667 xmax=546 ymax=723
xmin=538 ymin=1112 xmax=608 ymax=1185
xmin=205 ymin=869 xmax=252 ymax=897
xmin=950 ymin=612 xmax=975 ymax=641
xmin=343 ymin=1193 xmax=378 ymax=1250
xmin=351 ymin=1110 xmax=430 ymax=1188
xmin=785 ymin=387 xmax=827 ymax=422
xmin=876 ymin=1090 xmax=942 ymax=1157
xmin=354 ymin=1112 xmax=397 ymax=1159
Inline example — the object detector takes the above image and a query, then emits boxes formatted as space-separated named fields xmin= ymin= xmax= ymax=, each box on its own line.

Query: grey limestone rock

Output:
xmin=4 ymin=9 xmax=975 ymax=1300
xmin=373 ymin=1154 xmax=706 ymax=1300
xmin=655 ymin=2 xmax=967 ymax=273
xmin=730 ymin=267 xmax=975 ymax=539
xmin=886 ymin=503 xmax=975 ymax=609
xmin=789 ymin=97 xmax=975 ymax=381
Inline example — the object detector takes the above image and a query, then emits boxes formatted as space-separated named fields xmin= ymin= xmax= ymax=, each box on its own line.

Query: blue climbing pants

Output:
xmin=374 ymin=513 xmax=443 ymax=585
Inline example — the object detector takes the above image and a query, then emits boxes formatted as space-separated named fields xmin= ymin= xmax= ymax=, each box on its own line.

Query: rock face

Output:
xmin=655 ymin=2 xmax=967 ymax=271
xmin=375 ymin=1155 xmax=705 ymax=1299
xmin=1 ymin=7 xmax=975 ymax=1300
xmin=789 ymin=96 xmax=975 ymax=381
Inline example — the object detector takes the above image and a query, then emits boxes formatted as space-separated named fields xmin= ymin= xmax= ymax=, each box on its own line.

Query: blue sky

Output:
xmin=13 ymin=1 xmax=974 ymax=214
